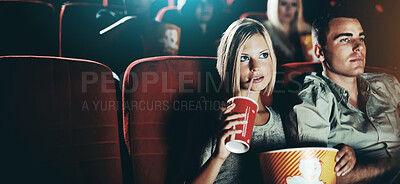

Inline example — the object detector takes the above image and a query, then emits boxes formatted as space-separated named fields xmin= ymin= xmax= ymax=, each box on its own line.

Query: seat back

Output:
xmin=155 ymin=6 xmax=180 ymax=24
xmin=123 ymin=56 xmax=225 ymax=183
xmin=0 ymin=0 xmax=58 ymax=56
xmin=0 ymin=56 xmax=123 ymax=184
xmin=239 ymin=11 xmax=268 ymax=22
xmin=59 ymin=3 xmax=125 ymax=59
xmin=278 ymin=61 xmax=322 ymax=86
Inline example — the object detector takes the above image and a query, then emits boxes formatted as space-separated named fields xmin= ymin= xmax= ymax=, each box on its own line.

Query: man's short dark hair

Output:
xmin=311 ymin=15 xmax=333 ymax=48
xmin=312 ymin=14 xmax=360 ymax=48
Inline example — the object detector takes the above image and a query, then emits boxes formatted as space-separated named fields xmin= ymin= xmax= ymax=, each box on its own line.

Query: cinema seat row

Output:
xmin=0 ymin=0 xmax=147 ymax=75
xmin=0 ymin=0 xmax=270 ymax=76
xmin=1 ymin=55 xmax=399 ymax=184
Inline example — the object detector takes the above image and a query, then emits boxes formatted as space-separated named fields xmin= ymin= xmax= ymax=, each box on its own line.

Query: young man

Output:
xmin=286 ymin=15 xmax=400 ymax=183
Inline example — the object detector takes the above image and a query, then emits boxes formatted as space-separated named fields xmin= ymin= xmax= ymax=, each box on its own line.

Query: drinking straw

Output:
xmin=246 ymin=78 xmax=255 ymax=97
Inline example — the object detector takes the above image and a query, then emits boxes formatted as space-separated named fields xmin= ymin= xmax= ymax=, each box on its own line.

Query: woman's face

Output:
xmin=195 ymin=0 xmax=214 ymax=23
xmin=278 ymin=0 xmax=298 ymax=25
xmin=239 ymin=34 xmax=273 ymax=92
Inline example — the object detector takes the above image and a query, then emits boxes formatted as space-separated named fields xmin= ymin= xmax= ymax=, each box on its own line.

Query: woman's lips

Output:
xmin=250 ymin=76 xmax=264 ymax=83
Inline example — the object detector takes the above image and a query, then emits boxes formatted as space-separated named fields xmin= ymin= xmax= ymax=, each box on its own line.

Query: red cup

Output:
xmin=225 ymin=96 xmax=259 ymax=154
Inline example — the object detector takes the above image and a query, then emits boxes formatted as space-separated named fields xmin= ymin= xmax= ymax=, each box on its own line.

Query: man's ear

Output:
xmin=314 ymin=44 xmax=325 ymax=62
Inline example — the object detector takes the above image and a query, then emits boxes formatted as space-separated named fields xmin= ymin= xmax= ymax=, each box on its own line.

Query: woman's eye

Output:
xmin=340 ymin=38 xmax=350 ymax=43
xmin=260 ymin=52 xmax=269 ymax=59
xmin=240 ymin=56 xmax=249 ymax=62
xmin=291 ymin=2 xmax=298 ymax=7
xmin=280 ymin=1 xmax=287 ymax=6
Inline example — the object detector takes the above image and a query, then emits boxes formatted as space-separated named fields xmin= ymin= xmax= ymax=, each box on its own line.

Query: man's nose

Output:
xmin=353 ymin=40 xmax=365 ymax=52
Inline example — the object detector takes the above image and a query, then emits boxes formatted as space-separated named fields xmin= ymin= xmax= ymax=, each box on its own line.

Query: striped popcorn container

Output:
xmin=259 ymin=148 xmax=338 ymax=184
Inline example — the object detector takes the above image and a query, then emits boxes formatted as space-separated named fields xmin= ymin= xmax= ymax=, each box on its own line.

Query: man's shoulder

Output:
xmin=361 ymin=72 xmax=398 ymax=83
xmin=297 ymin=73 xmax=332 ymax=98
xmin=302 ymin=73 xmax=330 ymax=90
xmin=303 ymin=72 xmax=326 ymax=83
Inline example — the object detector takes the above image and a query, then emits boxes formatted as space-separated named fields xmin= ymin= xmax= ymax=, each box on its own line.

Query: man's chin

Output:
xmin=352 ymin=68 xmax=365 ymax=76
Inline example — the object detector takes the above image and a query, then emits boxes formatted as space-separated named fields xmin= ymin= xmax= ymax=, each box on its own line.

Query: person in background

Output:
xmin=285 ymin=15 xmax=400 ymax=183
xmin=263 ymin=0 xmax=314 ymax=66
xmin=178 ymin=0 xmax=228 ymax=57
xmin=187 ymin=18 xmax=354 ymax=184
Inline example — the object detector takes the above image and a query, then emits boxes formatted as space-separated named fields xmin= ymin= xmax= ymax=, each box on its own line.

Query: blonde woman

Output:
xmin=264 ymin=0 xmax=311 ymax=65
xmin=189 ymin=18 xmax=286 ymax=184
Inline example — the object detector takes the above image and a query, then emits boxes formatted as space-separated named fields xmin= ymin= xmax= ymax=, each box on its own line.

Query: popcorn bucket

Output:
xmin=259 ymin=147 xmax=338 ymax=184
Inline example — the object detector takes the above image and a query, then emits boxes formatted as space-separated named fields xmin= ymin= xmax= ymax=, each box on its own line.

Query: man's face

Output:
xmin=322 ymin=18 xmax=366 ymax=77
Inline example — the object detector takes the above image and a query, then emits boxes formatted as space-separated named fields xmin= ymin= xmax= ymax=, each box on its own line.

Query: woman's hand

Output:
xmin=214 ymin=103 xmax=246 ymax=161
xmin=334 ymin=144 xmax=356 ymax=177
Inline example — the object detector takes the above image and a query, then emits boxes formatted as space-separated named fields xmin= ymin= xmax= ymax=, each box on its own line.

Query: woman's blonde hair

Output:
xmin=216 ymin=18 xmax=277 ymax=98
xmin=267 ymin=0 xmax=308 ymax=33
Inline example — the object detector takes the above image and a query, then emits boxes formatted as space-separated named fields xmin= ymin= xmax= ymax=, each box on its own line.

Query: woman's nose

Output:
xmin=250 ymin=59 xmax=261 ymax=71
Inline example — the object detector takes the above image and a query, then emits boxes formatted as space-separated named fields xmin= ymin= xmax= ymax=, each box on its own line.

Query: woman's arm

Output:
xmin=190 ymin=103 xmax=246 ymax=184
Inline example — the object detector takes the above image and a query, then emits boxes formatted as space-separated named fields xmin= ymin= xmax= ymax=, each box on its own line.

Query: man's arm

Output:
xmin=337 ymin=157 xmax=400 ymax=184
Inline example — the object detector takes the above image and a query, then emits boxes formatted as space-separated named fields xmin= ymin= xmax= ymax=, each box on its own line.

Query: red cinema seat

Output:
xmin=0 ymin=56 xmax=124 ymax=184
xmin=155 ymin=6 xmax=180 ymax=24
xmin=239 ymin=11 xmax=268 ymax=22
xmin=122 ymin=56 xmax=222 ymax=184
xmin=0 ymin=0 xmax=58 ymax=56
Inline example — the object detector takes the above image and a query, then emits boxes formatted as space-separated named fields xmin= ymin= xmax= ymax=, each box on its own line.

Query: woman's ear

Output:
xmin=313 ymin=44 xmax=325 ymax=62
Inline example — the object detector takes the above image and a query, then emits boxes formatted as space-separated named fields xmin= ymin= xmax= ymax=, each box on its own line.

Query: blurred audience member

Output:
xmin=124 ymin=0 xmax=180 ymax=57
xmin=178 ymin=0 xmax=229 ymax=57
xmin=263 ymin=0 xmax=314 ymax=66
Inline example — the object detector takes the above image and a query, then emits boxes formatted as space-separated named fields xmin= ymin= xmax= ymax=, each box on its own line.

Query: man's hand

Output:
xmin=334 ymin=144 xmax=356 ymax=176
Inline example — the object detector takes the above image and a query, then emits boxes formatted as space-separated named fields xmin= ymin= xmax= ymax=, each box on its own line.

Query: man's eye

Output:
xmin=260 ymin=52 xmax=269 ymax=59
xmin=340 ymin=38 xmax=350 ymax=43
xmin=240 ymin=56 xmax=249 ymax=62
xmin=359 ymin=37 xmax=365 ymax=42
